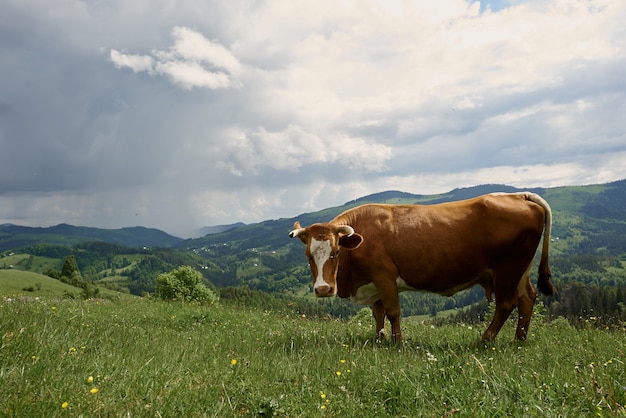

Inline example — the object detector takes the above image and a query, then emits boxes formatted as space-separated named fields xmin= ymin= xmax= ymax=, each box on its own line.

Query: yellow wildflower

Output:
xmin=90 ymin=387 xmax=99 ymax=394
xmin=87 ymin=376 xmax=94 ymax=384
xmin=61 ymin=402 xmax=69 ymax=409
xmin=231 ymin=359 xmax=237 ymax=366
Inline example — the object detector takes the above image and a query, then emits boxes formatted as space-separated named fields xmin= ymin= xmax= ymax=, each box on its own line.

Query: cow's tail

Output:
xmin=525 ymin=193 xmax=556 ymax=296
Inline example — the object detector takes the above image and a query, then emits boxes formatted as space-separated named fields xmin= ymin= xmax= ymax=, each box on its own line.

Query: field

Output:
xmin=0 ymin=270 xmax=133 ymax=301
xmin=1 ymin=292 xmax=625 ymax=417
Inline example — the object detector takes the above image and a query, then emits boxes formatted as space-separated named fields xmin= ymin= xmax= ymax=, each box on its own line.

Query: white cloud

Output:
xmin=251 ymin=0 xmax=625 ymax=135
xmin=154 ymin=60 xmax=232 ymax=90
xmin=110 ymin=49 xmax=154 ymax=74
xmin=109 ymin=26 xmax=241 ymax=90
xmin=162 ymin=26 xmax=242 ymax=74
xmin=217 ymin=125 xmax=392 ymax=175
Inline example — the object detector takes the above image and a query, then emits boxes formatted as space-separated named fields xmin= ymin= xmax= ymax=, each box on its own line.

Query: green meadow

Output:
xmin=1 ymin=290 xmax=625 ymax=417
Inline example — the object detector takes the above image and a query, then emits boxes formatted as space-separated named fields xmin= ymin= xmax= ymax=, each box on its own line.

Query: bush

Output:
xmin=155 ymin=266 xmax=219 ymax=305
xmin=349 ymin=307 xmax=373 ymax=325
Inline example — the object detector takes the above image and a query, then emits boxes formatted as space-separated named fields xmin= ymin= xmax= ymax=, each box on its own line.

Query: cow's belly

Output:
xmin=350 ymin=277 xmax=416 ymax=305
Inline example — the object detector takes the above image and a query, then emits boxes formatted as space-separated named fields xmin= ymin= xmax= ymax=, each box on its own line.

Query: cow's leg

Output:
xmin=482 ymin=296 xmax=515 ymax=342
xmin=515 ymin=270 xmax=537 ymax=340
xmin=388 ymin=310 xmax=402 ymax=343
xmin=482 ymin=261 xmax=534 ymax=341
xmin=372 ymin=299 xmax=387 ymax=340
xmin=378 ymin=288 xmax=402 ymax=343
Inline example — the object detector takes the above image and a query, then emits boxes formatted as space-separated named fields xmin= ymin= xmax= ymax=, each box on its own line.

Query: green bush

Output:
xmin=349 ymin=307 xmax=373 ymax=325
xmin=155 ymin=265 xmax=218 ymax=305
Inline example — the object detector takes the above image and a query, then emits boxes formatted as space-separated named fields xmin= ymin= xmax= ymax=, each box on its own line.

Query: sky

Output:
xmin=1 ymin=0 xmax=626 ymax=238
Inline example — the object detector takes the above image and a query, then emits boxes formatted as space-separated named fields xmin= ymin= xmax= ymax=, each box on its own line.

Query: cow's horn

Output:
xmin=337 ymin=225 xmax=354 ymax=237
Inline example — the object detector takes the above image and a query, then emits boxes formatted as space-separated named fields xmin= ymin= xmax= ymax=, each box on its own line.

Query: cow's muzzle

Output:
xmin=314 ymin=285 xmax=335 ymax=297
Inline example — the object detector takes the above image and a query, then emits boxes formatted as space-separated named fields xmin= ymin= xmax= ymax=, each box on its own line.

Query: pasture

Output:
xmin=1 ymin=294 xmax=625 ymax=417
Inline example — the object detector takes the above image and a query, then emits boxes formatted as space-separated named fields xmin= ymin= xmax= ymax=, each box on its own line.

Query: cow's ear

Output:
xmin=289 ymin=221 xmax=307 ymax=244
xmin=339 ymin=233 xmax=363 ymax=250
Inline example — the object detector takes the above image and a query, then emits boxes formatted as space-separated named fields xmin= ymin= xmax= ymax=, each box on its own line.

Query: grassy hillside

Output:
xmin=1 ymin=252 xmax=60 ymax=272
xmin=0 ymin=270 xmax=135 ymax=301
xmin=0 ymin=270 xmax=80 ymax=297
xmin=1 ymin=296 xmax=624 ymax=417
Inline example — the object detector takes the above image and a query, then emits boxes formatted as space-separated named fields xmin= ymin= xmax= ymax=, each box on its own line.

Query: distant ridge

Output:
xmin=193 ymin=222 xmax=247 ymax=238
xmin=347 ymin=190 xmax=423 ymax=204
xmin=346 ymin=184 xmax=544 ymax=206
xmin=430 ymin=184 xmax=545 ymax=203
xmin=0 ymin=224 xmax=183 ymax=252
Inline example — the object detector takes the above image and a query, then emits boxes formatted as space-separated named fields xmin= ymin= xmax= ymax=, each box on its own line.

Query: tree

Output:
xmin=56 ymin=254 xmax=100 ymax=299
xmin=61 ymin=255 xmax=80 ymax=278
xmin=155 ymin=266 xmax=218 ymax=305
xmin=59 ymin=255 xmax=83 ymax=287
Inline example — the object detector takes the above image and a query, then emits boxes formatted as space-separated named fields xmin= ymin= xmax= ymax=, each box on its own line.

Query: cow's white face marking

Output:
xmin=310 ymin=238 xmax=333 ymax=290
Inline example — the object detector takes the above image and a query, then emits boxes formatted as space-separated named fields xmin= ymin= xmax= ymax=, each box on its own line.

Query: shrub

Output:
xmin=349 ymin=307 xmax=373 ymax=325
xmin=155 ymin=266 xmax=219 ymax=305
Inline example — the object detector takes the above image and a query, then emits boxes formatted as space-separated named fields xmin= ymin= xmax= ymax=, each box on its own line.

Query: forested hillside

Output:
xmin=0 ymin=224 xmax=183 ymax=252
xmin=2 ymin=180 xmax=626 ymax=321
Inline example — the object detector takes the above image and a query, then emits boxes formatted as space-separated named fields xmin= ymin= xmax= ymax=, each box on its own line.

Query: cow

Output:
xmin=289 ymin=192 xmax=555 ymax=342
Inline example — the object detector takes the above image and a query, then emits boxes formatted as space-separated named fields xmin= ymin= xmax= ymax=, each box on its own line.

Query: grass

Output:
xmin=0 ymin=270 xmax=80 ymax=296
xmin=0 ymin=270 xmax=134 ymax=301
xmin=1 ymin=293 xmax=625 ymax=417
xmin=1 ymin=253 xmax=62 ymax=275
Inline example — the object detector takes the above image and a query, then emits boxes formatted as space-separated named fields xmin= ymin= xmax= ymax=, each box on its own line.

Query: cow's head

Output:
xmin=289 ymin=221 xmax=363 ymax=297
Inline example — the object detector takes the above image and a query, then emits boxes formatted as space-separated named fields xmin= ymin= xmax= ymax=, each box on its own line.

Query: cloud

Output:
xmin=154 ymin=60 xmax=233 ymax=90
xmin=1 ymin=0 xmax=626 ymax=236
xmin=110 ymin=50 xmax=154 ymax=73
xmin=161 ymin=26 xmax=242 ymax=74
xmin=217 ymin=125 xmax=392 ymax=176
xmin=110 ymin=26 xmax=241 ymax=90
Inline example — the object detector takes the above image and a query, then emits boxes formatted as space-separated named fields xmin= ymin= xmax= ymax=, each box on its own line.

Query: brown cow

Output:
xmin=289 ymin=192 xmax=555 ymax=342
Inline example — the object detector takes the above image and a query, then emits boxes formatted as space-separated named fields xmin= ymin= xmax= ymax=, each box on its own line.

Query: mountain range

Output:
xmin=2 ymin=180 xmax=626 ymax=255
xmin=0 ymin=223 xmax=183 ymax=252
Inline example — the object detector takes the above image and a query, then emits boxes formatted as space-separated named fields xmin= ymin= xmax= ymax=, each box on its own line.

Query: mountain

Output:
xmin=0 ymin=223 xmax=183 ymax=252
xmin=192 ymin=223 xmax=247 ymax=238
xmin=346 ymin=184 xmax=538 ymax=205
